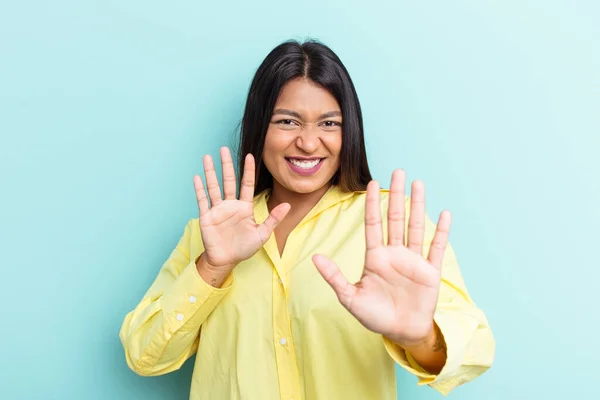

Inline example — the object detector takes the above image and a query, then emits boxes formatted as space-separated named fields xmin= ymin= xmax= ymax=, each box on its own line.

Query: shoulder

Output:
xmin=175 ymin=218 xmax=205 ymax=257
xmin=177 ymin=218 xmax=201 ymax=245
xmin=185 ymin=217 xmax=200 ymax=232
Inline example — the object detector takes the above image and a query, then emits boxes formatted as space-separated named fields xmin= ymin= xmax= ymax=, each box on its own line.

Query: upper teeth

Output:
xmin=289 ymin=158 xmax=321 ymax=169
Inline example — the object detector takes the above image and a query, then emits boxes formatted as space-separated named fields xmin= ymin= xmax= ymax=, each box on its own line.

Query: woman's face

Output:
xmin=263 ymin=77 xmax=343 ymax=195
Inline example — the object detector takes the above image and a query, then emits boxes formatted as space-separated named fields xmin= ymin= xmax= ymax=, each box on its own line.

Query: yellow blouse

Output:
xmin=119 ymin=185 xmax=495 ymax=399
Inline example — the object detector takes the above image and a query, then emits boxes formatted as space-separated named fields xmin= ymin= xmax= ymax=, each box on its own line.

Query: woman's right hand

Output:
xmin=193 ymin=146 xmax=290 ymax=276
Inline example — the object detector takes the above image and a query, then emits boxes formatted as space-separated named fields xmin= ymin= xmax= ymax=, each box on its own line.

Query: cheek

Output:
xmin=263 ymin=129 xmax=279 ymax=156
xmin=325 ymin=133 xmax=343 ymax=158
xmin=262 ymin=129 xmax=287 ymax=169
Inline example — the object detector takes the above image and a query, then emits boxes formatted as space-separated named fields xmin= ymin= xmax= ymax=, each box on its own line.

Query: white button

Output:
xmin=176 ymin=313 xmax=184 ymax=321
xmin=279 ymin=338 xmax=287 ymax=345
xmin=189 ymin=295 xmax=197 ymax=304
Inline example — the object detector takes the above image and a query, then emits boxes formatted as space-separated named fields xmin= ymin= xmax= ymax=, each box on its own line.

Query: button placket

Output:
xmin=272 ymin=269 xmax=301 ymax=400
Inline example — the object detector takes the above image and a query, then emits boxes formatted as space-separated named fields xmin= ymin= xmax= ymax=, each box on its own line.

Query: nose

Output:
xmin=294 ymin=125 xmax=321 ymax=153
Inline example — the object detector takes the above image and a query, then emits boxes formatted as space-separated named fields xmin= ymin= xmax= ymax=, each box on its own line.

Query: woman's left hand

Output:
xmin=312 ymin=169 xmax=452 ymax=348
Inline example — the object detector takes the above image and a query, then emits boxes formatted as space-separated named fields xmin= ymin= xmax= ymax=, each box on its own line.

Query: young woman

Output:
xmin=120 ymin=40 xmax=495 ymax=400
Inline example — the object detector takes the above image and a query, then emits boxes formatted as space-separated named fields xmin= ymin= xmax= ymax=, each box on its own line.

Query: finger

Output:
xmin=193 ymin=174 xmax=210 ymax=217
xmin=427 ymin=210 xmax=452 ymax=270
xmin=312 ymin=254 xmax=357 ymax=309
xmin=407 ymin=180 xmax=426 ymax=254
xmin=203 ymin=154 xmax=223 ymax=207
xmin=220 ymin=147 xmax=237 ymax=200
xmin=239 ymin=153 xmax=256 ymax=202
xmin=387 ymin=169 xmax=406 ymax=246
xmin=256 ymin=202 xmax=290 ymax=244
xmin=365 ymin=180 xmax=383 ymax=250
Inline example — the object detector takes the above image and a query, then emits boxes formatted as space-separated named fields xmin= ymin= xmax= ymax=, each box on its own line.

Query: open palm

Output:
xmin=194 ymin=147 xmax=290 ymax=270
xmin=312 ymin=169 xmax=452 ymax=347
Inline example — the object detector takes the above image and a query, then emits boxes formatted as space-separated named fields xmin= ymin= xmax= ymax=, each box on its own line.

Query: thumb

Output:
xmin=256 ymin=202 xmax=291 ymax=245
xmin=312 ymin=254 xmax=356 ymax=308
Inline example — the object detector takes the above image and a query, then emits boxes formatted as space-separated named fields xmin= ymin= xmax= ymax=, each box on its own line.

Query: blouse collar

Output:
xmin=253 ymin=184 xmax=355 ymax=227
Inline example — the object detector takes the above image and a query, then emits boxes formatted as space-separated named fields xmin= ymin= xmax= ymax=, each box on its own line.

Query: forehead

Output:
xmin=275 ymin=78 xmax=340 ymax=112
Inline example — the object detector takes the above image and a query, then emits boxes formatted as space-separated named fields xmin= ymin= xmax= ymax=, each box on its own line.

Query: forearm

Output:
xmin=122 ymin=260 xmax=224 ymax=375
xmin=398 ymin=321 xmax=447 ymax=374
xmin=121 ymin=306 xmax=199 ymax=376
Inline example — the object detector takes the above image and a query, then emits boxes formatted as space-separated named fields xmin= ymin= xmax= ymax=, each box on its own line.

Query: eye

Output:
xmin=274 ymin=119 xmax=298 ymax=126
xmin=321 ymin=121 xmax=342 ymax=128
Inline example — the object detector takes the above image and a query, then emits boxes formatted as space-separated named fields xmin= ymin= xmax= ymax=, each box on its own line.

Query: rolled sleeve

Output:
xmin=383 ymin=306 xmax=494 ymax=396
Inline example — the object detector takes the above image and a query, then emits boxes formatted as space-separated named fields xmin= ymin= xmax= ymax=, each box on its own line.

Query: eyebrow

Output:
xmin=272 ymin=109 xmax=342 ymax=120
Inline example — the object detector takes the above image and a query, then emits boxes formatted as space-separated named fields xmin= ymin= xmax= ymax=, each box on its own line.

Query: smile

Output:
xmin=285 ymin=158 xmax=325 ymax=176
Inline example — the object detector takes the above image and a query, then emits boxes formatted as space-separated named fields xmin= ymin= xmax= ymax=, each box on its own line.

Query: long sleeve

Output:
xmin=383 ymin=207 xmax=496 ymax=396
xmin=119 ymin=219 xmax=234 ymax=377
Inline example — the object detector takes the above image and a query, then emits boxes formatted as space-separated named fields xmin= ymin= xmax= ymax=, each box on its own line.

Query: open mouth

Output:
xmin=285 ymin=157 xmax=325 ymax=175
xmin=287 ymin=158 xmax=323 ymax=168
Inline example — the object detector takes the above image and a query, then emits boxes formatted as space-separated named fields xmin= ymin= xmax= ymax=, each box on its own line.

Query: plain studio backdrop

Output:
xmin=1 ymin=1 xmax=598 ymax=399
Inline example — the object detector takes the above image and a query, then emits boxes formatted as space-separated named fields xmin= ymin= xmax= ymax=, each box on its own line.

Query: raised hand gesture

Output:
xmin=194 ymin=147 xmax=291 ymax=272
xmin=312 ymin=169 xmax=452 ymax=349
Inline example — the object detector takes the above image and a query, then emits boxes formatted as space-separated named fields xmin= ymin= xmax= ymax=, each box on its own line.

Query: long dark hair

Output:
xmin=238 ymin=39 xmax=372 ymax=195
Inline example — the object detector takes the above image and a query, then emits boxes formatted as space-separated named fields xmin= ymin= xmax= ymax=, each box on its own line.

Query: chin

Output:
xmin=283 ymin=178 xmax=331 ymax=194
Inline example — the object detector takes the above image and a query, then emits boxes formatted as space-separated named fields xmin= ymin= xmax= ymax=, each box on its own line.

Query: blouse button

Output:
xmin=279 ymin=338 xmax=287 ymax=346
xmin=176 ymin=313 xmax=184 ymax=321
xmin=189 ymin=295 xmax=197 ymax=304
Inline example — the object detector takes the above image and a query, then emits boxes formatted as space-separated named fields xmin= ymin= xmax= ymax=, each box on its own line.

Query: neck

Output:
xmin=267 ymin=181 xmax=332 ymax=218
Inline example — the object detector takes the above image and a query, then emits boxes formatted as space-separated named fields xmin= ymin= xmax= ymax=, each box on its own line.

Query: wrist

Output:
xmin=390 ymin=321 xmax=439 ymax=352
xmin=400 ymin=325 xmax=437 ymax=353
xmin=195 ymin=253 xmax=235 ymax=288
xmin=394 ymin=321 xmax=447 ymax=375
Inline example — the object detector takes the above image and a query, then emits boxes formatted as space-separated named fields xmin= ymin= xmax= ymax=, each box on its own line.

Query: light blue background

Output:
xmin=1 ymin=1 xmax=599 ymax=399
